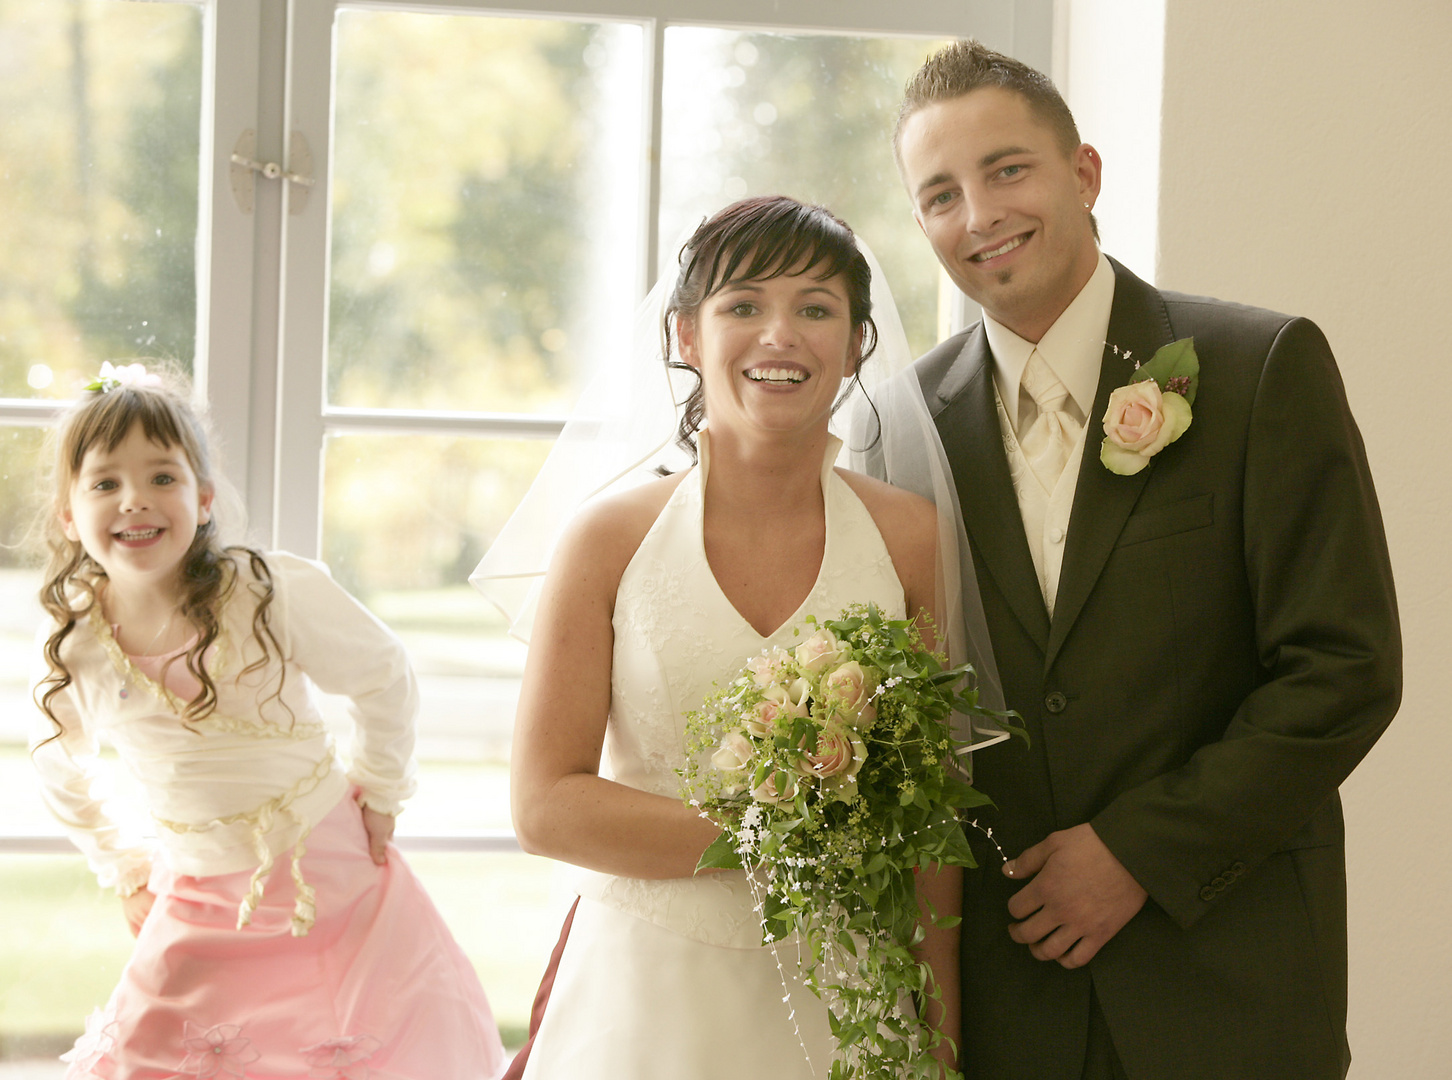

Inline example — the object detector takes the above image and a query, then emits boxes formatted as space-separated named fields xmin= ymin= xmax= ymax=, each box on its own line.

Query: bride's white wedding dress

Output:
xmin=519 ymin=433 xmax=907 ymax=1079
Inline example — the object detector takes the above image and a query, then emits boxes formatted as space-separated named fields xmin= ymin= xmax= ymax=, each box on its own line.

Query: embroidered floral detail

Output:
xmin=300 ymin=1034 xmax=383 ymax=1079
xmin=59 ymin=1007 xmax=118 ymax=1076
xmin=177 ymin=1023 xmax=262 ymax=1078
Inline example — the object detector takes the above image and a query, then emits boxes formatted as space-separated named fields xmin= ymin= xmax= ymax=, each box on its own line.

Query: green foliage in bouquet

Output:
xmin=678 ymin=604 xmax=1025 ymax=1080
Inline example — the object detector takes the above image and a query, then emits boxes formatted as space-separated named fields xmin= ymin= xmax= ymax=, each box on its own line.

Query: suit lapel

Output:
xmin=1046 ymin=260 xmax=1177 ymax=669
xmin=933 ymin=326 xmax=1051 ymax=654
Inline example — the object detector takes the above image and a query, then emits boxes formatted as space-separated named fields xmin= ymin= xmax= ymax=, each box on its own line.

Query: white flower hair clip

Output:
xmin=85 ymin=361 xmax=164 ymax=394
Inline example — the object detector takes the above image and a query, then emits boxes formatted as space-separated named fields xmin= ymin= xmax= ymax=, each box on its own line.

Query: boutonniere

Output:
xmin=1100 ymin=338 xmax=1199 ymax=475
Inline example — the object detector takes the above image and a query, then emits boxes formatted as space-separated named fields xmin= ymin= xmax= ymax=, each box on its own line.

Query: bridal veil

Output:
xmin=470 ymin=226 xmax=1007 ymax=746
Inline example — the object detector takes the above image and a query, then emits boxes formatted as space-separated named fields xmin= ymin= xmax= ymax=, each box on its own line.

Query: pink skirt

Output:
xmin=62 ymin=793 xmax=505 ymax=1080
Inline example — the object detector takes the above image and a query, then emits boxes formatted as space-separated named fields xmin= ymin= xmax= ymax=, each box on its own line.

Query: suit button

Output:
xmin=1044 ymin=691 xmax=1068 ymax=714
xmin=1231 ymin=862 xmax=1246 ymax=875
xmin=1200 ymin=886 xmax=1216 ymax=901
xmin=1212 ymin=876 xmax=1227 ymax=889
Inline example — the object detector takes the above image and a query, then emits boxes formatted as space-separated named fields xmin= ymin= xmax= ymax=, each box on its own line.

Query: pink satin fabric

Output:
xmin=65 ymin=793 xmax=504 ymax=1080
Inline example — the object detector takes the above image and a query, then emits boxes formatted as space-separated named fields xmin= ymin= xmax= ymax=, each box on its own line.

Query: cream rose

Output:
xmin=795 ymin=629 xmax=846 ymax=674
xmin=743 ymin=700 xmax=777 ymax=738
xmin=745 ymin=679 xmax=810 ymax=737
xmin=750 ymin=769 xmax=799 ymax=805
xmin=746 ymin=647 xmax=794 ymax=688
xmin=798 ymin=720 xmax=867 ymax=782
xmin=1100 ymin=379 xmax=1193 ymax=476
xmin=822 ymin=661 xmax=879 ymax=727
xmin=710 ymin=730 xmax=755 ymax=773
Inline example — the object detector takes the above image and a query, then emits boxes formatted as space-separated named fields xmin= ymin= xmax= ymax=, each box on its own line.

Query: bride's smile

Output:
xmin=677 ymin=269 xmax=861 ymax=438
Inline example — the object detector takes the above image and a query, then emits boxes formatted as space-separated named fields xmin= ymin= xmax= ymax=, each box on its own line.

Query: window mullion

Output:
xmin=272 ymin=0 xmax=340 ymax=557
xmin=643 ymin=16 xmax=664 ymax=290
xmin=199 ymin=0 xmax=263 ymax=519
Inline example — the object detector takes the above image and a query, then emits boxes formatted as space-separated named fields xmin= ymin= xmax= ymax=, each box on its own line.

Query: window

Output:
xmin=0 ymin=0 xmax=1050 ymax=1068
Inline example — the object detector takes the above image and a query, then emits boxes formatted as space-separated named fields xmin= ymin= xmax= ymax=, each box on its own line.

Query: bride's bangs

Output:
xmin=703 ymin=202 xmax=860 ymax=299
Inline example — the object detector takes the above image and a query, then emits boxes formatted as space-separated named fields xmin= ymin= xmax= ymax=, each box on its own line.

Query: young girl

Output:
xmin=30 ymin=364 xmax=506 ymax=1080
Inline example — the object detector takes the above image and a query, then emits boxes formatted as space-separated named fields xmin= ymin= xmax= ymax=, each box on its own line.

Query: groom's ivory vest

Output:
xmin=994 ymin=390 xmax=1087 ymax=618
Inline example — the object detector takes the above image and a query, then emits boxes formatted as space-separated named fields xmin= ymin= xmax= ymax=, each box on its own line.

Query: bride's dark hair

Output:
xmin=663 ymin=195 xmax=878 ymax=462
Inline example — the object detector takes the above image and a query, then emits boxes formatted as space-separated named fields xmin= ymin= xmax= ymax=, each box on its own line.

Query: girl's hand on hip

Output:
xmin=122 ymin=887 xmax=155 ymax=937
xmin=360 ymin=803 xmax=395 ymax=865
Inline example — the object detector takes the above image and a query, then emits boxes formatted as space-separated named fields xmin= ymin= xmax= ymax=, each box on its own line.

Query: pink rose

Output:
xmin=822 ymin=661 xmax=878 ymax=727
xmin=750 ymin=769 xmax=799 ymax=805
xmin=746 ymin=680 xmax=810 ymax=736
xmin=744 ymin=700 xmax=777 ymax=738
xmin=797 ymin=720 xmax=867 ymax=782
xmin=794 ymin=629 xmax=846 ymax=673
xmin=1100 ymin=379 xmax=1193 ymax=476
xmin=746 ymin=648 xmax=794 ymax=688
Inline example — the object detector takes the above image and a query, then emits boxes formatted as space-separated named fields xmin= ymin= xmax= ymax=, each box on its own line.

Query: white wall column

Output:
xmin=1068 ymin=1 xmax=1452 ymax=1074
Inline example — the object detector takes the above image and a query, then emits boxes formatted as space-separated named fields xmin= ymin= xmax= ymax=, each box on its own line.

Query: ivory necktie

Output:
xmin=1019 ymin=350 xmax=1078 ymax=490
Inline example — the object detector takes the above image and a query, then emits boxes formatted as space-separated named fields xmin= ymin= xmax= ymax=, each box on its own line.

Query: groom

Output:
xmin=889 ymin=41 xmax=1401 ymax=1079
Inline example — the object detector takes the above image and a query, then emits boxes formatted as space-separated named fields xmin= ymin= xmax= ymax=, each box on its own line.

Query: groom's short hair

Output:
xmin=894 ymin=40 xmax=1082 ymax=164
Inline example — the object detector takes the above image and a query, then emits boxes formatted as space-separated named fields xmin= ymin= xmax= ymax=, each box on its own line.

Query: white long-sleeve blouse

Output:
xmin=29 ymin=552 xmax=419 ymax=905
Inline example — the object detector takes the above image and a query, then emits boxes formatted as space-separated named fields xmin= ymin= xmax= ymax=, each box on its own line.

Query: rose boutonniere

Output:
xmin=1100 ymin=337 xmax=1199 ymax=475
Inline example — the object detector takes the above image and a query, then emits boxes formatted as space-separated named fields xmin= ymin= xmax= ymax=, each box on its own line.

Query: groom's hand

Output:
xmin=1002 ymin=823 xmax=1148 ymax=968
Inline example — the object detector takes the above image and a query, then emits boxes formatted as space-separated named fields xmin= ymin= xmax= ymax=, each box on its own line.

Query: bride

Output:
xmin=487 ymin=196 xmax=960 ymax=1078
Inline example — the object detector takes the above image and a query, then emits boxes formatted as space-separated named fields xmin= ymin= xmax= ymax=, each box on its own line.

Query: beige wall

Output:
xmin=1071 ymin=0 xmax=1451 ymax=1074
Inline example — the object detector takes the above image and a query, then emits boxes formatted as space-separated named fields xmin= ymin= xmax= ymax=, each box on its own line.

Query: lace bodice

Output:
xmin=573 ymin=433 xmax=906 ymax=946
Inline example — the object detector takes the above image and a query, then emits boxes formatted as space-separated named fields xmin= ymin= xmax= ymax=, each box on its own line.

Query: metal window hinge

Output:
xmin=229 ymin=130 xmax=316 ymax=215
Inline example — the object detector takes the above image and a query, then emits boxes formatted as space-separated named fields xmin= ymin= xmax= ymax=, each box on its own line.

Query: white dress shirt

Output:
xmin=983 ymin=252 xmax=1116 ymax=614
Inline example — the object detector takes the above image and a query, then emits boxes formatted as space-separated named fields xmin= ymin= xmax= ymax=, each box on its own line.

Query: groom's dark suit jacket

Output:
xmin=914 ymin=259 xmax=1400 ymax=1079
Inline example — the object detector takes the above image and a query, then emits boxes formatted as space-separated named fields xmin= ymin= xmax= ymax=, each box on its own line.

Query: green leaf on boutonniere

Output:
xmin=1128 ymin=337 xmax=1199 ymax=405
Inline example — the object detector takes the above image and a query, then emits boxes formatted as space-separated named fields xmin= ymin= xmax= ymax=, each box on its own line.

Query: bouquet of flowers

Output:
xmin=678 ymin=604 xmax=1024 ymax=1080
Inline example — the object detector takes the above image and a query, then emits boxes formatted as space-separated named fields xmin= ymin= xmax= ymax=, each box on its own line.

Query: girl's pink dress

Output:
xmin=34 ymin=554 xmax=505 ymax=1080
xmin=66 ymin=793 xmax=504 ymax=1080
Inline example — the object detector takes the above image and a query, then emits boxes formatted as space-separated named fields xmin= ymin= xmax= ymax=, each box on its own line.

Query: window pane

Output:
xmin=0 ymin=854 xmax=132 ymax=1072
xmin=0 ymin=1 xmax=202 ymax=401
xmin=1 ymin=429 xmax=49 ymax=815
xmin=320 ymin=433 xmax=550 ymax=831
xmin=328 ymin=11 xmax=645 ymax=414
xmin=660 ymin=29 xmax=950 ymax=357
xmin=409 ymin=852 xmax=570 ymax=1049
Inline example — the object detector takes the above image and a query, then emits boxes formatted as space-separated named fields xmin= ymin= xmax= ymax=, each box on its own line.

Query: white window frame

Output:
xmin=0 ymin=0 xmax=1050 ymax=858
xmin=267 ymin=0 xmax=1052 ymax=554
